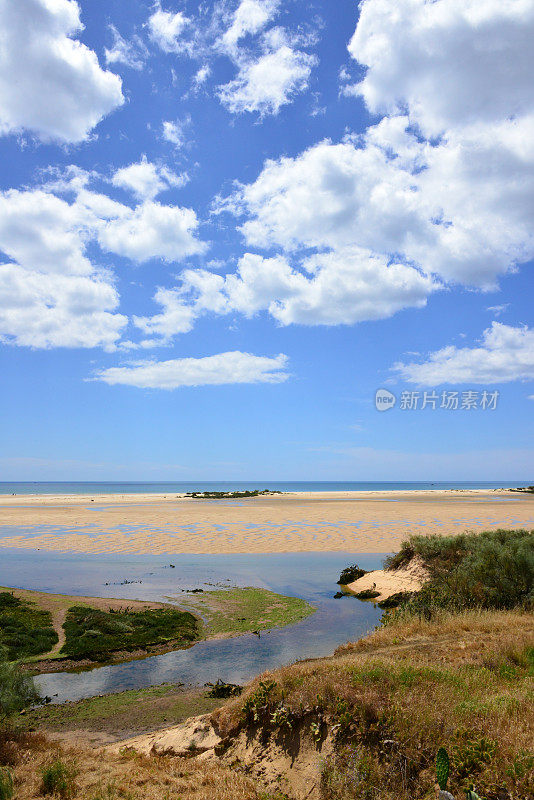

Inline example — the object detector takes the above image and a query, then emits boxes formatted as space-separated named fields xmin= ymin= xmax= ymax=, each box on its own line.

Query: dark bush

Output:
xmin=386 ymin=529 xmax=534 ymax=614
xmin=0 ymin=593 xmax=57 ymax=660
xmin=61 ymin=605 xmax=200 ymax=660
xmin=0 ymin=661 xmax=40 ymax=720
xmin=337 ymin=565 xmax=368 ymax=584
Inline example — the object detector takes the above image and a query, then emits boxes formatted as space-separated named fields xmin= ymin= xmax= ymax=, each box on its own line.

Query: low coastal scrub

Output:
xmin=384 ymin=528 xmax=533 ymax=614
xmin=0 ymin=592 xmax=57 ymax=660
xmin=40 ymin=759 xmax=78 ymax=799
xmin=185 ymin=489 xmax=282 ymax=499
xmin=1 ymin=735 xmax=264 ymax=800
xmin=0 ymin=660 xmax=40 ymax=719
xmin=337 ymin=565 xmax=368 ymax=585
xmin=61 ymin=606 xmax=199 ymax=661
xmin=215 ymin=608 xmax=534 ymax=799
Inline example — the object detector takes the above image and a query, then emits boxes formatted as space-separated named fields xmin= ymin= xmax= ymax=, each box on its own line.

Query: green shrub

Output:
xmin=40 ymin=759 xmax=77 ymax=799
xmin=337 ymin=565 xmax=368 ymax=585
xmin=0 ymin=660 xmax=40 ymax=719
xmin=354 ymin=589 xmax=380 ymax=600
xmin=0 ymin=593 xmax=57 ymax=660
xmin=385 ymin=529 xmax=534 ymax=613
xmin=0 ymin=768 xmax=13 ymax=800
xmin=61 ymin=605 xmax=199 ymax=660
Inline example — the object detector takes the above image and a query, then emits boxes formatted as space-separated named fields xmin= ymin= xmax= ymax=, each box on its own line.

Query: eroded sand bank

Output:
xmin=0 ymin=490 xmax=532 ymax=555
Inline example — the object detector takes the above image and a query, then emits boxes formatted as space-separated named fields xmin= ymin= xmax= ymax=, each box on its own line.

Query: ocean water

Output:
xmin=0 ymin=480 xmax=525 ymax=495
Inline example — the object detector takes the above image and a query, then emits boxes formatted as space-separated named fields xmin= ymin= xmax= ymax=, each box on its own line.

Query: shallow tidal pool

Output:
xmin=0 ymin=548 xmax=383 ymax=703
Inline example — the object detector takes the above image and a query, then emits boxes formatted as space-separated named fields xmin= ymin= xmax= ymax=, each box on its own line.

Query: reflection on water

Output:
xmin=0 ymin=549 xmax=383 ymax=703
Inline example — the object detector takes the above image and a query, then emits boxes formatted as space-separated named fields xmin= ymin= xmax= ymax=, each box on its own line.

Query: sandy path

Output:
xmin=0 ymin=490 xmax=532 ymax=555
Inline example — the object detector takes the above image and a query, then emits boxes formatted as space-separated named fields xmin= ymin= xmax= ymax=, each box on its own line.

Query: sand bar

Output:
xmin=0 ymin=489 xmax=532 ymax=555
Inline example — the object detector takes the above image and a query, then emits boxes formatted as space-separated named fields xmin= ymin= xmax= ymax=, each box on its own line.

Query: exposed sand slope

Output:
xmin=344 ymin=555 xmax=430 ymax=600
xmin=107 ymin=714 xmax=221 ymax=757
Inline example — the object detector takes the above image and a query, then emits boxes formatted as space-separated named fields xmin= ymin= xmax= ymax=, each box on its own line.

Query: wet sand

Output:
xmin=0 ymin=490 xmax=532 ymax=555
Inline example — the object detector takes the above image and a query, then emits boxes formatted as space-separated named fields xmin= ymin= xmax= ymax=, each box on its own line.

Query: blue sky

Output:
xmin=0 ymin=0 xmax=532 ymax=481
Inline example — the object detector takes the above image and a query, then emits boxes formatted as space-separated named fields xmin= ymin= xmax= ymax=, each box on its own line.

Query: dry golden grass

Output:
xmin=6 ymin=732 xmax=261 ymax=800
xmin=214 ymin=609 xmax=534 ymax=799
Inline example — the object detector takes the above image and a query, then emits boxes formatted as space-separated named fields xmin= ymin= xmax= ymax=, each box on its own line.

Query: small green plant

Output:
xmin=310 ymin=720 xmax=323 ymax=745
xmin=453 ymin=736 xmax=496 ymax=779
xmin=506 ymin=750 xmax=534 ymax=781
xmin=40 ymin=759 xmax=77 ymax=799
xmin=464 ymin=787 xmax=481 ymax=800
xmin=436 ymin=747 xmax=450 ymax=790
xmin=270 ymin=703 xmax=293 ymax=730
xmin=0 ymin=768 xmax=13 ymax=800
xmin=242 ymin=680 xmax=277 ymax=723
xmin=354 ymin=588 xmax=380 ymax=600
xmin=337 ymin=565 xmax=367 ymax=585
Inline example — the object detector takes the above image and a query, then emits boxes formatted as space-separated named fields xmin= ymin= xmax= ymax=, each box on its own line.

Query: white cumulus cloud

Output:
xmin=209 ymin=0 xmax=534 ymax=332
xmin=93 ymin=351 xmax=289 ymax=389
xmin=0 ymin=165 xmax=209 ymax=348
xmin=394 ymin=323 xmax=534 ymax=385
xmin=0 ymin=0 xmax=123 ymax=143
xmin=132 ymin=247 xmax=437 ymax=343
xmin=220 ymin=0 xmax=280 ymax=55
xmin=0 ymin=188 xmax=127 ymax=349
xmin=98 ymin=201 xmax=207 ymax=263
xmin=112 ymin=156 xmax=186 ymax=200
xmin=218 ymin=41 xmax=316 ymax=115
xmin=350 ymin=0 xmax=534 ymax=137
xmin=148 ymin=4 xmax=190 ymax=53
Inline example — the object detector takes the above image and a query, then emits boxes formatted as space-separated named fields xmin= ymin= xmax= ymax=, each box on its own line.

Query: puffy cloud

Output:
xmin=203 ymin=250 xmax=435 ymax=325
xmin=98 ymin=201 xmax=207 ymax=263
xmin=0 ymin=166 xmax=209 ymax=348
xmin=105 ymin=24 xmax=147 ymax=70
xmin=134 ymin=248 xmax=437 ymax=342
xmin=133 ymin=287 xmax=198 ymax=338
xmin=210 ymin=0 xmax=534 ymax=323
xmin=0 ymin=0 xmax=123 ymax=143
xmin=0 ymin=189 xmax=127 ymax=349
xmin=218 ymin=42 xmax=316 ymax=115
xmin=220 ymin=111 xmax=534 ymax=287
xmin=148 ymin=4 xmax=190 ymax=53
xmin=0 ymin=263 xmax=126 ymax=349
xmin=394 ymin=323 xmax=534 ymax=385
xmin=0 ymin=189 xmax=92 ymax=276
xmin=349 ymin=0 xmax=534 ymax=137
xmin=220 ymin=0 xmax=280 ymax=55
xmin=93 ymin=351 xmax=289 ymax=389
xmin=112 ymin=156 xmax=187 ymax=200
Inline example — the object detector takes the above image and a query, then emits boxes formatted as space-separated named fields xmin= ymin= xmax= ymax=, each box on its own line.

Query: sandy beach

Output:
xmin=0 ymin=489 xmax=532 ymax=555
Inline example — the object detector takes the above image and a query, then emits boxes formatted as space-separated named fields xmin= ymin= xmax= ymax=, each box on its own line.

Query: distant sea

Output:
xmin=0 ymin=481 xmax=527 ymax=495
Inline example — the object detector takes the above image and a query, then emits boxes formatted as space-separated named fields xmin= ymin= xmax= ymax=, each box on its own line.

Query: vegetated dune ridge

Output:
xmin=106 ymin=529 xmax=534 ymax=800
xmin=0 ymin=489 xmax=533 ymax=553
